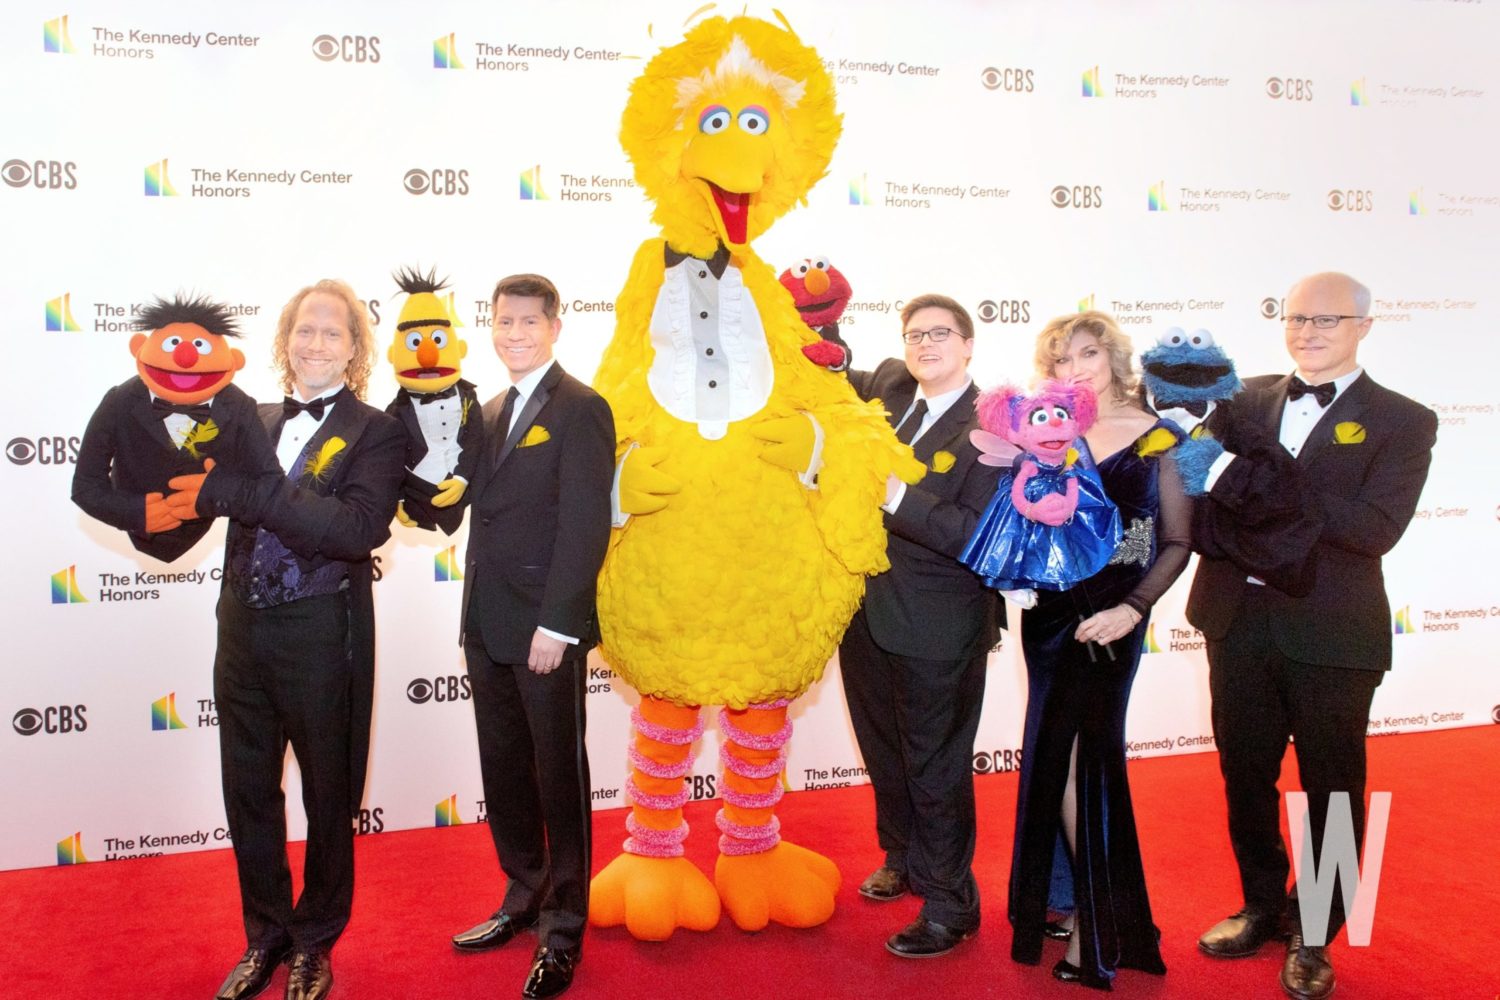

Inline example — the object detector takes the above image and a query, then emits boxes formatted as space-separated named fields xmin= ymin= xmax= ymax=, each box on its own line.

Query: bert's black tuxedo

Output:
xmin=385 ymin=379 xmax=484 ymax=534
xmin=72 ymin=378 xmax=278 ymax=562
xmin=1187 ymin=370 xmax=1436 ymax=939
xmin=839 ymin=358 xmax=1002 ymax=932
xmin=199 ymin=389 xmax=404 ymax=953
xmin=459 ymin=361 xmax=614 ymax=953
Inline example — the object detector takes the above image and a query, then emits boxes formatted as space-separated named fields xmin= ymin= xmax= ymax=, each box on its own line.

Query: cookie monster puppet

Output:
xmin=1139 ymin=326 xmax=1323 ymax=596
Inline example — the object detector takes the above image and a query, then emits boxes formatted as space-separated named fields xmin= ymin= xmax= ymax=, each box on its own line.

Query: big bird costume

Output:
xmin=588 ymin=15 xmax=924 ymax=940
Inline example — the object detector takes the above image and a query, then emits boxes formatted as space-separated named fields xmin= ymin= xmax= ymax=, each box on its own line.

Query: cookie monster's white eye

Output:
xmin=1029 ymin=409 xmax=1051 ymax=426
xmin=1189 ymin=329 xmax=1216 ymax=348
xmin=813 ymin=257 xmax=831 ymax=270
xmin=698 ymin=105 xmax=731 ymax=134
xmin=738 ymin=106 xmax=770 ymax=135
xmin=1052 ymin=406 xmax=1070 ymax=422
xmin=793 ymin=261 xmax=811 ymax=277
xmin=1159 ymin=327 xmax=1186 ymax=348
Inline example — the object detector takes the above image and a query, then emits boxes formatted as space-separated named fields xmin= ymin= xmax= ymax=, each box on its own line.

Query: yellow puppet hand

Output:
xmin=431 ymin=477 xmax=467 ymax=508
xmin=752 ymin=414 xmax=816 ymax=475
xmin=618 ymin=446 xmax=681 ymax=516
xmin=394 ymin=501 xmax=418 ymax=528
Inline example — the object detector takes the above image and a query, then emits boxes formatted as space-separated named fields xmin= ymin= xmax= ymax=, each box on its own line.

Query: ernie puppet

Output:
xmin=72 ymin=294 xmax=276 ymax=562
xmin=588 ymin=15 xmax=924 ymax=940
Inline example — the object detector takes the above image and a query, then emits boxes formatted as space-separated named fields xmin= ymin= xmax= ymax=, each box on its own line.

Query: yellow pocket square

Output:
xmin=1135 ymin=426 xmax=1179 ymax=458
xmin=519 ymin=425 xmax=551 ymax=448
xmin=1333 ymin=421 xmax=1366 ymax=445
xmin=930 ymin=450 xmax=956 ymax=474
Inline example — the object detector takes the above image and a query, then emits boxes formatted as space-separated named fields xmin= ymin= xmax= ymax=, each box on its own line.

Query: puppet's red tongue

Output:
xmin=710 ymin=184 xmax=749 ymax=245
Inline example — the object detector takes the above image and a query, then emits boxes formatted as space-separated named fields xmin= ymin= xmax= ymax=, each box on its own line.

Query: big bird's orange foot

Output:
xmin=714 ymin=840 xmax=842 ymax=932
xmin=589 ymin=853 xmax=721 ymax=941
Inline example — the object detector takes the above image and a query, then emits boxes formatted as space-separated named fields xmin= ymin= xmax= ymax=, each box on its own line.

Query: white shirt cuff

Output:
xmin=610 ymin=442 xmax=637 ymax=528
xmin=1203 ymin=451 xmax=1236 ymax=492
xmin=798 ymin=411 xmax=824 ymax=489
xmin=882 ymin=481 xmax=907 ymax=514
xmin=537 ymin=626 xmax=580 ymax=645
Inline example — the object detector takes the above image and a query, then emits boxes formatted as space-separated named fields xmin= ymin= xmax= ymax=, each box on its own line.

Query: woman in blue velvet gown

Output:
xmin=1007 ymin=311 xmax=1189 ymax=990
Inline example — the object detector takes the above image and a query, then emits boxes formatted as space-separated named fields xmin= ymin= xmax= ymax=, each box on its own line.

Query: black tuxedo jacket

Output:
xmin=1186 ymin=372 xmax=1437 ymax=670
xmin=460 ymin=363 xmax=615 ymax=664
xmin=847 ymin=359 xmax=1003 ymax=661
xmin=385 ymin=380 xmax=485 ymax=534
xmin=201 ymin=391 xmax=405 ymax=809
xmin=72 ymin=378 xmax=280 ymax=562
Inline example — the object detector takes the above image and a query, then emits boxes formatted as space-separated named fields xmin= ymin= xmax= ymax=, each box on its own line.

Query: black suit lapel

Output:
xmin=1261 ymin=374 xmax=1293 ymax=437
xmin=390 ymin=389 xmax=427 ymax=463
xmin=493 ymin=363 xmax=564 ymax=474
xmin=913 ymin=382 xmax=977 ymax=463
xmin=1298 ymin=372 xmax=1371 ymax=467
xmin=292 ymin=395 xmax=368 ymax=492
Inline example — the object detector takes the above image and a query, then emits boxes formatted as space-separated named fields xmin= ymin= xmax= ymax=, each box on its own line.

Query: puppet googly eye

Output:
xmin=1158 ymin=327 xmax=1187 ymax=348
xmin=793 ymin=261 xmax=811 ymax=277
xmin=191 ymin=338 xmax=213 ymax=354
xmin=813 ymin=256 xmax=831 ymax=270
xmin=431 ymin=330 xmax=449 ymax=349
xmin=698 ymin=105 xmax=731 ymax=134
xmin=1052 ymin=406 xmax=1070 ymax=422
xmin=1189 ymin=329 xmax=1216 ymax=348
xmin=738 ymin=106 xmax=769 ymax=134
xmin=404 ymin=331 xmax=424 ymax=351
xmin=1029 ymin=409 xmax=1051 ymax=426
xmin=162 ymin=335 xmax=183 ymax=350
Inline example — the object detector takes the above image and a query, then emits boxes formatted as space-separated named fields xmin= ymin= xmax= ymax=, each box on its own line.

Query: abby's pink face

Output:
xmin=1012 ymin=402 xmax=1079 ymax=464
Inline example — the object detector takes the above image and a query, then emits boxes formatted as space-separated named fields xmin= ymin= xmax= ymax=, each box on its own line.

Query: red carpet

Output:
xmin=3 ymin=727 xmax=1495 ymax=998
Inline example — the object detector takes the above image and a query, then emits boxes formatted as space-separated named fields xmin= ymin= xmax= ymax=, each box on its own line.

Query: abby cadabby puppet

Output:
xmin=959 ymin=380 xmax=1121 ymax=594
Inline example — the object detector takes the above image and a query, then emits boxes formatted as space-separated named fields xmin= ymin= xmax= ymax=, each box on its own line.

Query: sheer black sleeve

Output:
xmin=1121 ymin=451 xmax=1190 ymax=614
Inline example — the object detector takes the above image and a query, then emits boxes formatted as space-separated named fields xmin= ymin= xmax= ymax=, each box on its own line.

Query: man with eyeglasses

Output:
xmin=1186 ymin=272 xmax=1436 ymax=1000
xmin=836 ymin=293 xmax=1002 ymax=958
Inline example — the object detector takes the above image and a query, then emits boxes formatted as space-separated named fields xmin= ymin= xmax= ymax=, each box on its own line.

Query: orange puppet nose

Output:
xmin=804 ymin=268 xmax=830 ymax=296
xmin=416 ymin=339 xmax=439 ymax=369
xmin=172 ymin=341 xmax=200 ymax=368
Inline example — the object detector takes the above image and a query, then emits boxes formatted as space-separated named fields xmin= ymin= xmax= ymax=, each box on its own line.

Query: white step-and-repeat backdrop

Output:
xmin=3 ymin=0 xmax=1496 ymax=871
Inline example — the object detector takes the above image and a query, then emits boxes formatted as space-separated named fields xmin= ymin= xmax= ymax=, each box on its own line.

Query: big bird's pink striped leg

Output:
xmin=714 ymin=700 xmax=841 ymax=931
xmin=589 ymin=696 xmax=721 ymax=940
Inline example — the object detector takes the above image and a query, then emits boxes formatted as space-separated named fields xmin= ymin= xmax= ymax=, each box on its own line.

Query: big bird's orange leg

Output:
xmin=714 ymin=700 xmax=841 ymax=930
xmin=588 ymin=696 xmax=720 ymax=940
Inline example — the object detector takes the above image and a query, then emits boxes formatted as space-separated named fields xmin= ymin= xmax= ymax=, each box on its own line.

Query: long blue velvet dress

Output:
xmin=1007 ymin=423 xmax=1189 ymax=988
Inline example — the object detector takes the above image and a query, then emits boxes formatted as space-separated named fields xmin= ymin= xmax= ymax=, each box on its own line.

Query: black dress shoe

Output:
xmin=1052 ymin=959 xmax=1112 ymax=991
xmin=1198 ymin=909 xmax=1284 ymax=958
xmin=1045 ymin=919 xmax=1074 ymax=941
xmin=1280 ymin=933 xmax=1335 ymax=1000
xmin=522 ymin=946 xmax=579 ymax=1000
xmin=452 ymin=910 xmax=538 ymax=952
xmin=858 ymin=866 xmax=909 ymax=901
xmin=284 ymin=950 xmax=332 ymax=1000
xmin=215 ymin=942 xmax=291 ymax=1000
xmin=885 ymin=917 xmax=975 ymax=958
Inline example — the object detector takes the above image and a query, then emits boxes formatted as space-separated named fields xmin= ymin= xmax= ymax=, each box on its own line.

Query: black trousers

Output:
xmin=464 ymin=624 xmax=592 ymax=952
xmin=215 ymin=589 xmax=354 ymax=952
xmin=838 ymin=607 xmax=988 ymax=930
xmin=1207 ymin=589 xmax=1382 ymax=942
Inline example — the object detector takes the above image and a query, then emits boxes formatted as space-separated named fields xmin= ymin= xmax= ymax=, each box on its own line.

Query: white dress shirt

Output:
xmin=276 ymin=384 xmax=344 ymax=474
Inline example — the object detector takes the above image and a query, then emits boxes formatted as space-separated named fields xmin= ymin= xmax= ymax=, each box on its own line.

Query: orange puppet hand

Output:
xmin=164 ymin=458 xmax=216 ymax=521
xmin=143 ymin=492 xmax=183 ymax=535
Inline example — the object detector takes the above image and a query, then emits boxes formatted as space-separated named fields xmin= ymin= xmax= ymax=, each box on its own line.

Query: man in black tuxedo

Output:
xmin=169 ymin=279 xmax=404 ymax=1000
xmin=1187 ymin=272 xmax=1436 ymax=1000
xmin=837 ymin=293 xmax=1002 ymax=958
xmin=451 ymin=274 xmax=614 ymax=1000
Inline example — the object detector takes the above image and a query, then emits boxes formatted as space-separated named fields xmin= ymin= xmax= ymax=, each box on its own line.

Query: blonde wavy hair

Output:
xmin=1033 ymin=310 xmax=1139 ymax=404
xmin=271 ymin=278 xmax=375 ymax=400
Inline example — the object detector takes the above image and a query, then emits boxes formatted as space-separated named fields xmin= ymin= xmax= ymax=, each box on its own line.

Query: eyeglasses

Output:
xmin=901 ymin=327 xmax=965 ymax=345
xmin=1282 ymin=314 xmax=1366 ymax=330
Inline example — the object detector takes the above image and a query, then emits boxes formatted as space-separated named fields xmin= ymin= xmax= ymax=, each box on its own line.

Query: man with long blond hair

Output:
xmin=167 ymin=278 xmax=404 ymax=1000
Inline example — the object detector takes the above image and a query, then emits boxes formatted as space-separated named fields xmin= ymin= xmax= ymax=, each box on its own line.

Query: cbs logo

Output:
xmin=976 ymin=299 xmax=1031 ymax=324
xmin=1266 ymin=77 xmax=1314 ymax=101
xmin=13 ymin=705 xmax=88 ymax=736
xmin=1051 ymin=184 xmax=1103 ymax=209
xmin=311 ymin=34 xmax=380 ymax=63
xmin=406 ymin=675 xmax=472 ymax=704
xmin=2 ymin=159 xmax=78 ymax=190
xmin=1327 ymin=189 xmax=1374 ymax=212
xmin=1260 ymin=297 xmax=1282 ymax=320
xmin=972 ymin=748 xmax=1022 ymax=774
xmin=403 ymin=168 xmax=470 ymax=196
xmin=980 ymin=66 xmax=1034 ymax=92
xmin=7 ymin=436 xmax=80 ymax=465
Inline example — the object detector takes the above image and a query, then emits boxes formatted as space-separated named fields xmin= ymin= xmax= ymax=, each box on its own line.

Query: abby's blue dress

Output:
xmin=959 ymin=451 xmax=1121 ymax=591
xmin=1007 ymin=423 xmax=1190 ymax=988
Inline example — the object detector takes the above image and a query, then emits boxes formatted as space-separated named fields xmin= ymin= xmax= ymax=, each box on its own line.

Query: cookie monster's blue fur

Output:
xmin=1173 ymin=433 xmax=1224 ymax=495
xmin=1139 ymin=329 xmax=1241 ymax=409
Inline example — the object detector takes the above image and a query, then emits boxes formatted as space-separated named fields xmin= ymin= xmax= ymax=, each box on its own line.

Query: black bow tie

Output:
xmin=283 ymin=395 xmax=331 ymax=421
xmin=417 ymin=385 xmax=459 ymax=405
xmin=1173 ymin=400 xmax=1209 ymax=418
xmin=1287 ymin=376 xmax=1336 ymax=408
xmin=664 ymin=242 xmax=731 ymax=279
xmin=152 ymin=398 xmax=211 ymax=423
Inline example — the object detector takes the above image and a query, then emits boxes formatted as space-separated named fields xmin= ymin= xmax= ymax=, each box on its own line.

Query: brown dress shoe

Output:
xmin=215 ymin=943 xmax=291 ymax=1000
xmin=284 ymin=950 xmax=332 ymax=1000
xmin=1280 ymin=933 xmax=1335 ymax=1000
xmin=858 ymin=866 xmax=909 ymax=901
xmin=1198 ymin=909 xmax=1283 ymax=958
